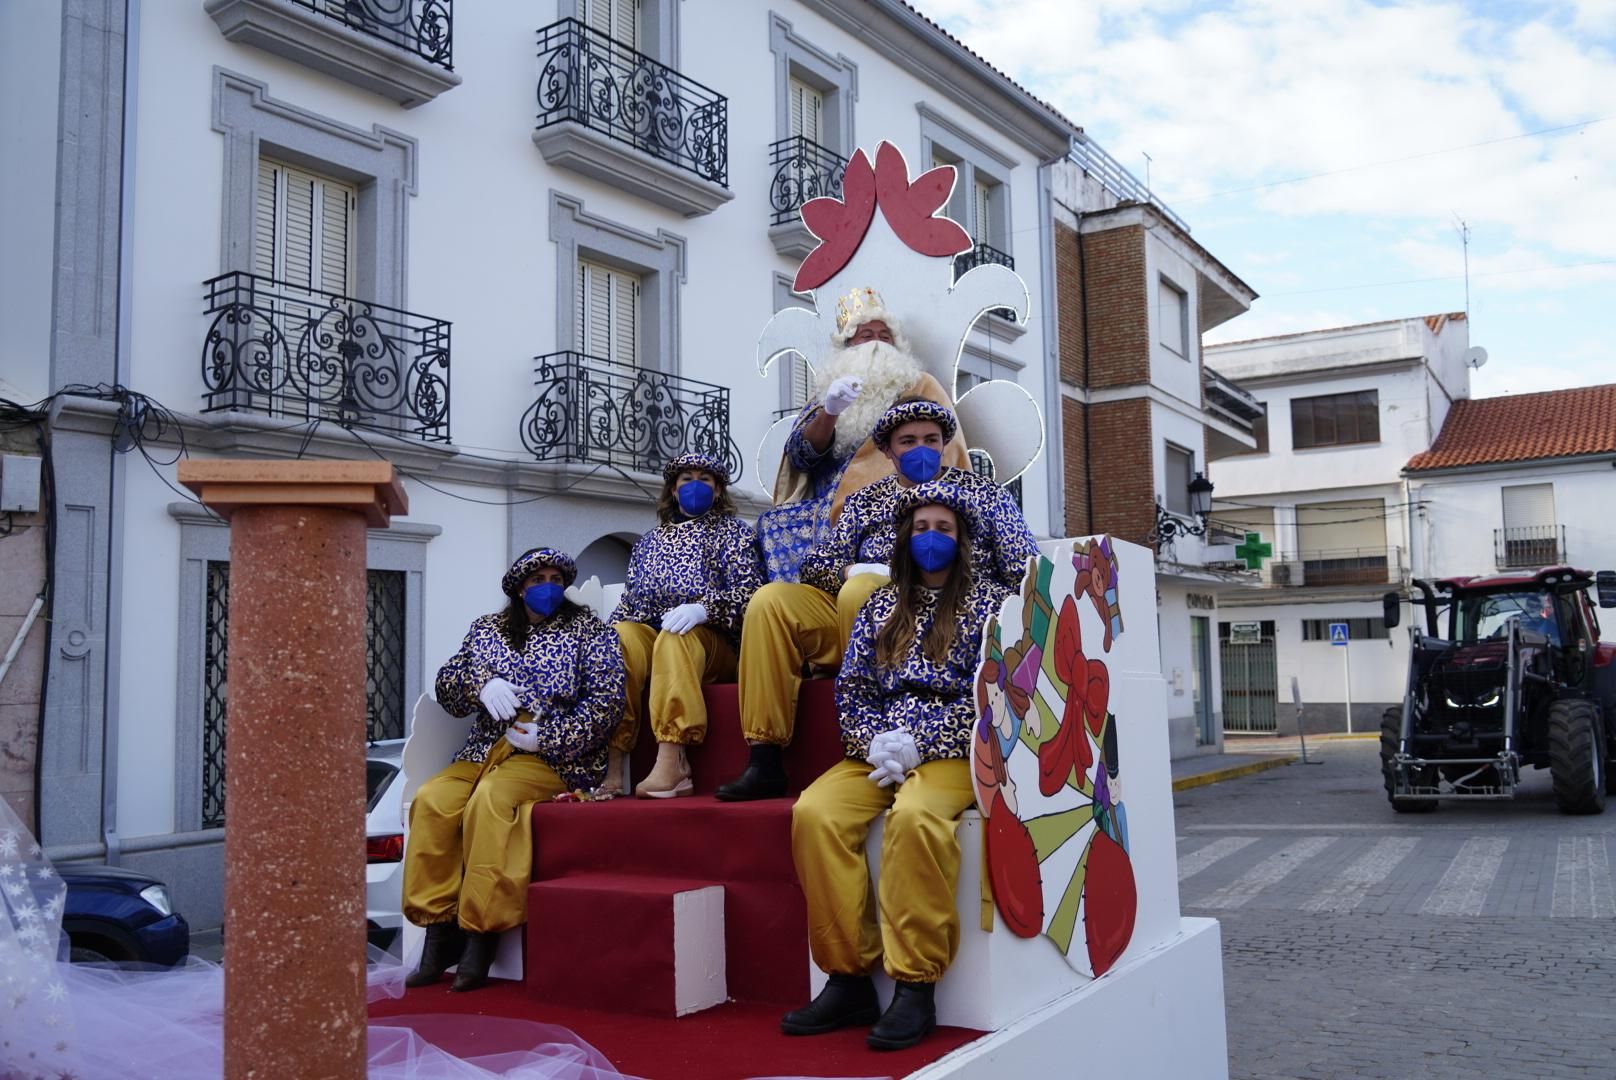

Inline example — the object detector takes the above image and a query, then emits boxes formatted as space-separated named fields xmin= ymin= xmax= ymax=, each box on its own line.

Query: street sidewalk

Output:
xmin=1171 ymin=732 xmax=1377 ymax=791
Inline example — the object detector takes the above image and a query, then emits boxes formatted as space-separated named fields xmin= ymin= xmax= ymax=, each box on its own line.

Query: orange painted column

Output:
xmin=180 ymin=460 xmax=407 ymax=1080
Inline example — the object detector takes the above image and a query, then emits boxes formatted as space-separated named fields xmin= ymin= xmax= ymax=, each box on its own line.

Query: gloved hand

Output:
xmin=869 ymin=758 xmax=907 ymax=788
xmin=822 ymin=377 xmax=863 ymax=417
xmin=845 ymin=562 xmax=890 ymax=580
xmin=887 ymin=732 xmax=921 ymax=774
xmin=865 ymin=730 xmax=900 ymax=766
xmin=505 ymin=719 xmax=540 ymax=753
xmin=865 ymin=729 xmax=921 ymax=787
xmin=479 ymin=677 xmax=521 ymax=722
xmin=662 ymin=603 xmax=708 ymax=635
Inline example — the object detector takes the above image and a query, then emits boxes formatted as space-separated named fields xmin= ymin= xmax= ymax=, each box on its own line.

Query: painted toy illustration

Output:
xmin=973 ymin=537 xmax=1138 ymax=978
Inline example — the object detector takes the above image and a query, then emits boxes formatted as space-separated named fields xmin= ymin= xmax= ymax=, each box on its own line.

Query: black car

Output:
xmin=60 ymin=863 xmax=191 ymax=966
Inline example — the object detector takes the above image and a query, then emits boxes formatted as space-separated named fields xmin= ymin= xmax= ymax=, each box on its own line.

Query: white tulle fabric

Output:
xmin=0 ymin=796 xmax=628 ymax=1080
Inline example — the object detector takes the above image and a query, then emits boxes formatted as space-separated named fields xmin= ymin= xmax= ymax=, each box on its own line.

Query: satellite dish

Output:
xmin=1465 ymin=346 xmax=1488 ymax=369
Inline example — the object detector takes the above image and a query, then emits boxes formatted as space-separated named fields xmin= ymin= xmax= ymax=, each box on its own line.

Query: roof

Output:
xmin=1210 ymin=312 xmax=1465 ymax=351
xmin=1406 ymin=383 xmax=1616 ymax=472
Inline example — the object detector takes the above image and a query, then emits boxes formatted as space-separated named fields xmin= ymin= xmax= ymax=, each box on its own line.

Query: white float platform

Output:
xmin=908 ymin=916 xmax=1228 ymax=1080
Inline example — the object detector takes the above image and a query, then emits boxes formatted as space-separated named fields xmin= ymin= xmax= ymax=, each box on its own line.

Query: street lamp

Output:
xmin=1152 ymin=471 xmax=1215 ymax=543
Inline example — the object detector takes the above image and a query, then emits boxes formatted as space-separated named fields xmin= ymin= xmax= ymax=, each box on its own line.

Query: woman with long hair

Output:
xmin=608 ymin=452 xmax=764 ymax=797
xmin=785 ymin=481 xmax=1013 ymax=1051
xmin=403 ymin=547 xmax=625 ymax=992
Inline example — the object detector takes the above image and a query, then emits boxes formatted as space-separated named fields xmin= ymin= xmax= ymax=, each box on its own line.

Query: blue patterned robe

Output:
xmin=798 ymin=469 xmax=1041 ymax=596
xmin=607 ymin=511 xmax=764 ymax=647
xmin=756 ymin=401 xmax=850 ymax=583
xmin=836 ymin=577 xmax=1011 ymax=764
xmin=435 ymin=605 xmax=625 ymax=790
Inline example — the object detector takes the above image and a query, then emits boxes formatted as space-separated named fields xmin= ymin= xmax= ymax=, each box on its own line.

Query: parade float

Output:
xmin=385 ymin=143 xmax=1229 ymax=1080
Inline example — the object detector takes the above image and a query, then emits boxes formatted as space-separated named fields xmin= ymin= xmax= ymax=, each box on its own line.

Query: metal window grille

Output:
xmin=200 ymin=564 xmax=407 ymax=828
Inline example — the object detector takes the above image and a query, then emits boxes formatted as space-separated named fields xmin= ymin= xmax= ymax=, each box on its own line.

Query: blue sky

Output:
xmin=927 ymin=0 xmax=1615 ymax=397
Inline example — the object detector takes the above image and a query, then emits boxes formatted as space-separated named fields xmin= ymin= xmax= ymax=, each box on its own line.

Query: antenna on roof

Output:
xmin=1451 ymin=212 xmax=1471 ymax=325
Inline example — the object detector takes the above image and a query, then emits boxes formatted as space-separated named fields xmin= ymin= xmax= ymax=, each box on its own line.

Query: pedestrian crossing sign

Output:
xmin=1329 ymin=622 xmax=1349 ymax=646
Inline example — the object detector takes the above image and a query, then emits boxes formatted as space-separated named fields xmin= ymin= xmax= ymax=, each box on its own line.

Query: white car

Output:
xmin=365 ymin=739 xmax=406 ymax=955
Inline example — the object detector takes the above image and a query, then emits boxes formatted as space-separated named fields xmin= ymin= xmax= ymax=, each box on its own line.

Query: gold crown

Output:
xmin=835 ymin=287 xmax=884 ymax=335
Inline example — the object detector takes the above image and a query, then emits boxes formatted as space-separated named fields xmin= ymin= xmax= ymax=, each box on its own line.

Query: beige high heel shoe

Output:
xmin=634 ymin=741 xmax=693 ymax=798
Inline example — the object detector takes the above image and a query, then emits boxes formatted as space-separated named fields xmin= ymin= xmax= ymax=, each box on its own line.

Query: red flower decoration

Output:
xmin=793 ymin=140 xmax=972 ymax=292
xmin=1038 ymin=597 xmax=1111 ymax=795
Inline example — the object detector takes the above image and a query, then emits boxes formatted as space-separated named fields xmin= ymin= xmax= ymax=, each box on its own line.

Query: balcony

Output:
xmin=533 ymin=19 xmax=732 ymax=216
xmin=1264 ymin=547 xmax=1407 ymax=589
xmin=768 ymin=136 xmax=846 ymax=258
xmin=953 ymin=243 xmax=1018 ymax=324
xmin=201 ymin=272 xmax=452 ymax=443
xmin=519 ymin=352 xmax=741 ymax=480
xmin=1495 ymin=525 xmax=1566 ymax=569
xmin=206 ymin=0 xmax=460 ymax=107
xmin=969 ymin=448 xmax=1023 ymax=509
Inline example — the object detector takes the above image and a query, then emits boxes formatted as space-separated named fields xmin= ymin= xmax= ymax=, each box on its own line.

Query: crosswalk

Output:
xmin=1177 ymin=831 xmax=1616 ymax=918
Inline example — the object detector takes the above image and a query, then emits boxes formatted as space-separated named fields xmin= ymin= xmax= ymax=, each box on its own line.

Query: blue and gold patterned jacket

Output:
xmin=798 ymin=469 xmax=1040 ymax=596
xmin=836 ymin=577 xmax=1011 ymax=764
xmin=608 ymin=511 xmax=764 ymax=646
xmin=435 ymin=605 xmax=625 ymax=790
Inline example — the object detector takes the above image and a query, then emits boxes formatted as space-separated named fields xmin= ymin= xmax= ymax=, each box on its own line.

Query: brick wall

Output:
xmin=1055 ymin=222 xmax=1084 ymax=385
xmin=1061 ymin=396 xmax=1089 ymax=536
xmin=1081 ymin=225 xmax=1148 ymax=389
xmin=1089 ymin=398 xmax=1155 ymax=546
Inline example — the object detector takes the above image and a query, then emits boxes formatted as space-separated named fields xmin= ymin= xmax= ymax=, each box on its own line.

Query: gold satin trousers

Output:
xmin=610 ymin=622 xmax=737 ymax=749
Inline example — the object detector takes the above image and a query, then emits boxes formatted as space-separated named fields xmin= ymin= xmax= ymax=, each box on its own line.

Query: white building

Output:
xmin=1406 ymin=383 xmax=1616 ymax=582
xmin=1 ymin=0 xmax=1080 ymax=928
xmin=1202 ymin=314 xmax=1473 ymax=734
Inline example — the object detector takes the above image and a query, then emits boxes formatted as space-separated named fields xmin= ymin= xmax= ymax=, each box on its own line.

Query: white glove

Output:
xmin=505 ymin=719 xmax=540 ymax=753
xmin=865 ymin=730 xmax=921 ymax=787
xmin=479 ymin=677 xmax=520 ymax=723
xmin=887 ymin=732 xmax=921 ymax=774
xmin=845 ymin=562 xmax=890 ymax=580
xmin=869 ymin=758 xmax=907 ymax=788
xmin=662 ymin=602 xmax=709 ymax=635
xmin=822 ymin=377 xmax=863 ymax=417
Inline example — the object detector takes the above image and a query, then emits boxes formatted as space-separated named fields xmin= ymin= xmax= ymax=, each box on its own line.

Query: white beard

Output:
xmin=815 ymin=341 xmax=925 ymax=460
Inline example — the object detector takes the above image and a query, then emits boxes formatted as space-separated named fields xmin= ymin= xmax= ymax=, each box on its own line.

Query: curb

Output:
xmin=1172 ymin=755 xmax=1297 ymax=792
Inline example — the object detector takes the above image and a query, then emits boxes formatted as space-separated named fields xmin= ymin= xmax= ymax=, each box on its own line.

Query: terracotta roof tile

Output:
xmin=896 ymin=2 xmax=1081 ymax=132
xmin=1406 ymin=383 xmax=1616 ymax=471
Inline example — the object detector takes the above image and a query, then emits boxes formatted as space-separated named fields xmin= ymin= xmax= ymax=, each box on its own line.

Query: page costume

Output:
xmin=608 ymin=453 xmax=764 ymax=751
xmin=404 ymin=549 xmax=625 ymax=937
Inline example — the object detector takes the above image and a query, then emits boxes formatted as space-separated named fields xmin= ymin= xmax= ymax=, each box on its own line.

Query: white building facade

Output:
xmin=1 ymin=0 xmax=1078 ymax=928
xmin=1202 ymin=314 xmax=1472 ymax=735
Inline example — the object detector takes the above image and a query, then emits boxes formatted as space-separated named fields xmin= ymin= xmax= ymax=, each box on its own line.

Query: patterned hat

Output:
xmin=872 ymin=399 xmax=958 ymax=450
xmin=501 ymin=547 xmax=577 ymax=596
xmin=893 ymin=479 xmax=984 ymax=541
xmin=661 ymin=451 xmax=731 ymax=486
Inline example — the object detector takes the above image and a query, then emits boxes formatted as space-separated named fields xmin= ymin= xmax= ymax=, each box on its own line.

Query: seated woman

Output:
xmin=785 ymin=482 xmax=1012 ymax=1051
xmin=403 ymin=547 xmax=625 ymax=992
xmin=609 ymin=452 xmax=764 ymax=797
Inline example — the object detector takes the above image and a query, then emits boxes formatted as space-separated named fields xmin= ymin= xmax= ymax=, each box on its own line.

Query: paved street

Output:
xmin=1177 ymin=738 xmax=1616 ymax=1080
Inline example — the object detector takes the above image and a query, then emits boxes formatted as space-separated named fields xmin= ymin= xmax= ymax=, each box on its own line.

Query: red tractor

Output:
xmin=1381 ymin=567 xmax=1616 ymax=814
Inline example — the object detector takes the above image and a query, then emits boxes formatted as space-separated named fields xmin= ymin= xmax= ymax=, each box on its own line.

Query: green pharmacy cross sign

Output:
xmin=1236 ymin=532 xmax=1272 ymax=570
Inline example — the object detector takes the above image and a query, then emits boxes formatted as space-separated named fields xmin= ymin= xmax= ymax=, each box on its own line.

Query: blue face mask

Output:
xmin=897 ymin=445 xmax=942 ymax=484
xmin=523 ymin=582 xmax=565 ymax=618
xmin=910 ymin=530 xmax=958 ymax=573
xmin=676 ymin=479 xmax=715 ymax=517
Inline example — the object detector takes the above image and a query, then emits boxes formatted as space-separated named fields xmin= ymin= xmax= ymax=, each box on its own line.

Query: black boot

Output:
xmin=715 ymin=743 xmax=788 ymax=802
xmin=404 ymin=921 xmax=464 ymax=988
xmin=449 ymin=931 xmax=500 ymax=993
xmin=867 ymin=981 xmax=937 ymax=1051
xmin=780 ymin=973 xmax=879 ymax=1035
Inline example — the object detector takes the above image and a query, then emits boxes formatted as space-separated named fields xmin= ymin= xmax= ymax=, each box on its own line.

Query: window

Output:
xmin=581 ymin=0 xmax=641 ymax=49
xmin=1158 ymin=276 xmax=1188 ymax=356
xmin=1499 ymin=483 xmax=1559 ymax=567
xmin=254 ymin=159 xmax=356 ymax=293
xmin=1164 ymin=443 xmax=1195 ymax=515
xmin=201 ymin=564 xmax=407 ymax=827
xmin=1301 ymin=618 xmax=1389 ymax=642
xmin=920 ymin=107 xmax=1014 ymax=257
xmin=1290 ymin=390 xmax=1379 ymax=449
xmin=577 ymin=258 xmax=640 ymax=366
xmin=789 ymin=75 xmax=823 ymax=145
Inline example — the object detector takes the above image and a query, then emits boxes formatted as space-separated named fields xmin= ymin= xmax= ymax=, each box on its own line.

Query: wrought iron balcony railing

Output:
xmin=201 ymin=272 xmax=452 ymax=443
xmin=969 ymin=448 xmax=1023 ymax=509
xmin=1265 ymin=546 xmax=1407 ymax=588
xmin=1494 ymin=525 xmax=1565 ymax=569
xmin=288 ymin=0 xmax=453 ymax=69
xmin=953 ymin=242 xmax=1017 ymax=321
xmin=768 ymin=136 xmax=846 ymax=227
xmin=536 ymin=18 xmax=728 ymax=186
xmin=520 ymin=351 xmax=742 ymax=480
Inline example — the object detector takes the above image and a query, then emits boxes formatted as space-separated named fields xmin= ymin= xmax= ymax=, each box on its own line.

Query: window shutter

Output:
xmin=578 ymin=259 xmax=640 ymax=366
xmin=973 ymin=179 xmax=992 ymax=246
xmin=1502 ymin=484 xmax=1555 ymax=529
xmin=254 ymin=159 xmax=279 ymax=279
xmin=255 ymin=159 xmax=355 ymax=295
xmin=319 ymin=184 xmax=354 ymax=296
xmin=617 ymin=0 xmax=640 ymax=50
xmin=282 ymin=172 xmax=315 ymax=291
xmin=788 ymin=357 xmax=812 ymax=410
xmin=789 ymin=77 xmax=823 ymax=145
xmin=612 ymin=272 xmax=638 ymax=366
xmin=1164 ymin=444 xmax=1194 ymax=514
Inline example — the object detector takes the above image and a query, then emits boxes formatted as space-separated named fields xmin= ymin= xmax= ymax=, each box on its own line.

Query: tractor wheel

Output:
xmin=1381 ymin=706 xmax=1436 ymax=814
xmin=1548 ymin=698 xmax=1607 ymax=815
